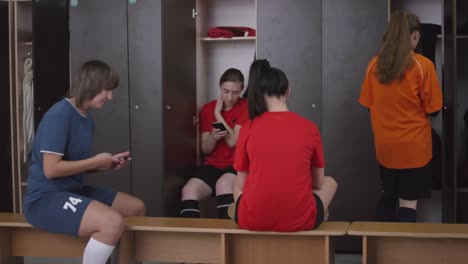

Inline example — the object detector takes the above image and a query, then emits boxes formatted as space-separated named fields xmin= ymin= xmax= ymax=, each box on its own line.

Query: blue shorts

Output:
xmin=24 ymin=186 xmax=117 ymax=237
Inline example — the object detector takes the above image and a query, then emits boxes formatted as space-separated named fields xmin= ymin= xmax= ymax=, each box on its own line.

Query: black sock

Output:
xmin=180 ymin=200 xmax=200 ymax=218
xmin=398 ymin=207 xmax=417 ymax=222
xmin=217 ymin=193 xmax=234 ymax=219
xmin=376 ymin=192 xmax=397 ymax=222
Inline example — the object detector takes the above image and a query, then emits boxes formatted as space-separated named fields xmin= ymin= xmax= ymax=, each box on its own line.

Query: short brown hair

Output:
xmin=70 ymin=60 xmax=119 ymax=108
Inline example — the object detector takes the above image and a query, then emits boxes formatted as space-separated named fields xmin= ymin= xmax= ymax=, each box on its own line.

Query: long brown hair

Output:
xmin=70 ymin=60 xmax=119 ymax=108
xmin=376 ymin=11 xmax=420 ymax=84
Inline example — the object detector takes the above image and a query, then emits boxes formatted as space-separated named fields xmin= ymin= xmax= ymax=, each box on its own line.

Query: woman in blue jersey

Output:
xmin=23 ymin=60 xmax=146 ymax=264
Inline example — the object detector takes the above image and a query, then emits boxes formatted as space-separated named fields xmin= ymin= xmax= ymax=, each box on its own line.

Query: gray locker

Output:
xmin=322 ymin=0 xmax=387 ymax=252
xmin=257 ymin=0 xmax=323 ymax=127
xmin=257 ymin=0 xmax=387 ymax=252
xmin=69 ymin=0 xmax=132 ymax=194
xmin=70 ymin=0 xmax=197 ymax=216
xmin=127 ymin=0 xmax=197 ymax=217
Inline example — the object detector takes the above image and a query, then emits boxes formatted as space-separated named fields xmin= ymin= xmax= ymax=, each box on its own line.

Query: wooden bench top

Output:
xmin=0 ymin=213 xmax=349 ymax=236
xmin=348 ymin=221 xmax=468 ymax=239
xmin=125 ymin=216 xmax=349 ymax=236
xmin=0 ymin=213 xmax=32 ymax=228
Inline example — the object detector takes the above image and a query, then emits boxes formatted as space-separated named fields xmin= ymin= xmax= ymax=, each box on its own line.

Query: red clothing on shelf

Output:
xmin=207 ymin=27 xmax=256 ymax=38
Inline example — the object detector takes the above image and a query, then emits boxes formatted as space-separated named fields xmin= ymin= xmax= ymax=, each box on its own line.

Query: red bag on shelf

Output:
xmin=207 ymin=27 xmax=256 ymax=38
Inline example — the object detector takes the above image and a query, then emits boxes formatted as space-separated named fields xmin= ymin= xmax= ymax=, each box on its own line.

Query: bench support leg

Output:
xmin=229 ymin=234 xmax=330 ymax=264
xmin=116 ymin=231 xmax=138 ymax=264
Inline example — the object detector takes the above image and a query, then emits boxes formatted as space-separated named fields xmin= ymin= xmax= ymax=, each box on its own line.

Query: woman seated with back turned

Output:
xmin=231 ymin=59 xmax=338 ymax=231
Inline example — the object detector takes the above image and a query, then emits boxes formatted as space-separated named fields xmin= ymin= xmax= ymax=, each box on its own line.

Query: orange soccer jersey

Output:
xmin=359 ymin=53 xmax=443 ymax=169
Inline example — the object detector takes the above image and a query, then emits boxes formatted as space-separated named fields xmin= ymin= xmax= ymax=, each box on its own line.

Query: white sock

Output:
xmin=83 ymin=237 xmax=115 ymax=264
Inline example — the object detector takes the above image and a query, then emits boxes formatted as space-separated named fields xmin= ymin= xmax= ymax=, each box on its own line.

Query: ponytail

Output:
xmin=247 ymin=59 xmax=270 ymax=119
xmin=377 ymin=11 xmax=420 ymax=84
xmin=247 ymin=59 xmax=289 ymax=119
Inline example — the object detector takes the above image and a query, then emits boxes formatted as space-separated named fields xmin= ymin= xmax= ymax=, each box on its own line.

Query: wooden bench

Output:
xmin=0 ymin=213 xmax=88 ymax=262
xmin=119 ymin=217 xmax=349 ymax=264
xmin=0 ymin=213 xmax=348 ymax=264
xmin=348 ymin=221 xmax=468 ymax=264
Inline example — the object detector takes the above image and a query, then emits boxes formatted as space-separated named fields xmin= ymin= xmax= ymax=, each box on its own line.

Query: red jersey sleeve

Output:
xmin=234 ymin=125 xmax=250 ymax=172
xmin=200 ymin=103 xmax=214 ymax=133
xmin=311 ymin=126 xmax=325 ymax=168
xmin=235 ymin=101 xmax=250 ymax=126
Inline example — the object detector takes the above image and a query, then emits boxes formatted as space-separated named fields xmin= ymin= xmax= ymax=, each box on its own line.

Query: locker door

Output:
xmin=162 ymin=0 xmax=197 ymax=217
xmin=128 ymin=0 xmax=197 ymax=216
xmin=127 ymin=0 xmax=165 ymax=216
xmin=322 ymin=0 xmax=387 ymax=252
xmin=69 ymin=0 xmax=132 ymax=193
xmin=0 ymin=1 xmax=12 ymax=212
xmin=442 ymin=0 xmax=456 ymax=223
xmin=257 ymin=0 xmax=323 ymax=127
xmin=33 ymin=0 xmax=69 ymax=129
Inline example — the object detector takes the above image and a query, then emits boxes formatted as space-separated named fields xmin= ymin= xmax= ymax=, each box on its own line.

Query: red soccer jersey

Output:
xmin=200 ymin=98 xmax=249 ymax=168
xmin=234 ymin=111 xmax=325 ymax=231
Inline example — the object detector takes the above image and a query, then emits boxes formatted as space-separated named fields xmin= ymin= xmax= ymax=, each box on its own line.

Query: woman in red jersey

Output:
xmin=232 ymin=59 xmax=337 ymax=231
xmin=180 ymin=68 xmax=249 ymax=219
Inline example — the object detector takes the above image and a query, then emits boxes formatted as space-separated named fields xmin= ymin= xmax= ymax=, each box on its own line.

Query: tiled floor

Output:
xmin=335 ymin=254 xmax=362 ymax=264
xmin=25 ymin=254 xmax=363 ymax=264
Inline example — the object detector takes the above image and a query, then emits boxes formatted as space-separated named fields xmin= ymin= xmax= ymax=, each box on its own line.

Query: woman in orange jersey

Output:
xmin=359 ymin=11 xmax=443 ymax=222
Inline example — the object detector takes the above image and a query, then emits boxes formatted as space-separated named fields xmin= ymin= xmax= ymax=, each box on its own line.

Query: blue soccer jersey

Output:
xmin=24 ymin=98 xmax=94 ymax=204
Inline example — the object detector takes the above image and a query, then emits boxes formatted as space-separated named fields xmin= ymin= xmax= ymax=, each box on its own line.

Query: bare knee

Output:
xmin=181 ymin=181 xmax=197 ymax=200
xmin=131 ymin=198 xmax=146 ymax=216
xmin=181 ymin=179 xmax=210 ymax=201
xmin=325 ymin=176 xmax=338 ymax=192
xmin=97 ymin=210 xmax=124 ymax=244
xmin=314 ymin=176 xmax=338 ymax=211
xmin=215 ymin=174 xmax=235 ymax=195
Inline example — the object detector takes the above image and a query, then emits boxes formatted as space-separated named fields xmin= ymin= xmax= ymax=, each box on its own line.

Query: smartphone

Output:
xmin=212 ymin=122 xmax=228 ymax=132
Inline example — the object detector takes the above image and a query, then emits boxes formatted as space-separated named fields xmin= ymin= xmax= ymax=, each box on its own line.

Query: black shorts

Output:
xmin=193 ymin=165 xmax=236 ymax=196
xmin=379 ymin=160 xmax=432 ymax=200
xmin=313 ymin=193 xmax=324 ymax=228
xmin=233 ymin=193 xmax=324 ymax=229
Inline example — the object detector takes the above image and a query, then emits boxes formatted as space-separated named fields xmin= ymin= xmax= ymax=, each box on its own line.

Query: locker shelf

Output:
xmin=200 ymin=36 xmax=256 ymax=42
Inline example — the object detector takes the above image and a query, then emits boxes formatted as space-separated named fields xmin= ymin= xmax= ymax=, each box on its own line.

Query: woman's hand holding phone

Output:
xmin=212 ymin=127 xmax=229 ymax=140
xmin=112 ymin=151 xmax=131 ymax=170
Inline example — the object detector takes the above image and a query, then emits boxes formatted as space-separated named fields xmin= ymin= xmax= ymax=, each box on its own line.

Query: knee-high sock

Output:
xmin=83 ymin=237 xmax=115 ymax=264
xmin=217 ymin=193 xmax=234 ymax=219
xmin=398 ymin=207 xmax=417 ymax=222
xmin=180 ymin=199 xmax=200 ymax=218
